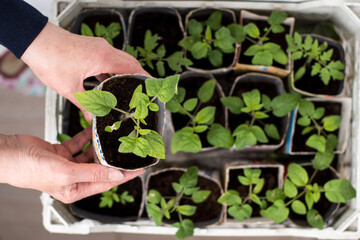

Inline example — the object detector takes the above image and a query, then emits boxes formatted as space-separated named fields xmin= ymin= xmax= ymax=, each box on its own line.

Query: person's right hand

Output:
xmin=0 ymin=126 xmax=144 ymax=203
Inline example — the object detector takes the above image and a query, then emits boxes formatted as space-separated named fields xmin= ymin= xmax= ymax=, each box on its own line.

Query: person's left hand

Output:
xmin=0 ymin=126 xmax=144 ymax=203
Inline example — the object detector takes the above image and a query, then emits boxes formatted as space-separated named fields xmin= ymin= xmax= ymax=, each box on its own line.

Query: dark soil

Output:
xmin=71 ymin=9 xmax=125 ymax=50
xmin=288 ymin=165 xmax=339 ymax=226
xmin=186 ymin=9 xmax=236 ymax=70
xmin=293 ymin=35 xmax=345 ymax=96
xmin=229 ymin=75 xmax=287 ymax=146
xmin=147 ymin=169 xmax=223 ymax=226
xmin=171 ymin=73 xmax=226 ymax=148
xmin=239 ymin=16 xmax=290 ymax=69
xmin=70 ymin=177 xmax=143 ymax=223
xmin=128 ymin=8 xmax=184 ymax=77
xmin=227 ymin=167 xmax=280 ymax=217
xmin=96 ymin=76 xmax=159 ymax=169
xmin=291 ymin=101 xmax=341 ymax=153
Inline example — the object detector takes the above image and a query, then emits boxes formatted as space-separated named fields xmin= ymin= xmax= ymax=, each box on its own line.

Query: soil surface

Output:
xmin=291 ymin=101 xmax=341 ymax=153
xmin=227 ymin=167 xmax=280 ymax=217
xmin=171 ymin=74 xmax=226 ymax=148
xmin=239 ymin=17 xmax=290 ymax=69
xmin=293 ymin=36 xmax=345 ymax=96
xmin=70 ymin=177 xmax=143 ymax=222
xmin=147 ymin=170 xmax=223 ymax=226
xmin=96 ymin=76 xmax=159 ymax=169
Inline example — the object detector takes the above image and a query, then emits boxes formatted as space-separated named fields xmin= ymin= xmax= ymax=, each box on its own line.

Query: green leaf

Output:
xmin=217 ymin=190 xmax=242 ymax=206
xmin=322 ymin=115 xmax=341 ymax=132
xmin=180 ymin=166 xmax=198 ymax=188
xmin=242 ymin=89 xmax=261 ymax=108
xmin=244 ymin=23 xmax=260 ymax=39
xmin=253 ymin=178 xmax=265 ymax=194
xmin=252 ymin=51 xmax=273 ymax=66
xmin=244 ymin=45 xmax=262 ymax=56
xmin=120 ymin=191 xmax=134 ymax=205
xmin=57 ymin=133 xmax=72 ymax=143
xmin=311 ymin=62 xmax=322 ymax=76
xmin=144 ymin=30 xmax=158 ymax=52
xmin=238 ymin=176 xmax=250 ymax=186
xmin=177 ymin=205 xmax=196 ymax=216
xmin=147 ymin=189 xmax=162 ymax=204
xmin=273 ymin=49 xmax=288 ymax=65
xmin=105 ymin=22 xmax=121 ymax=39
xmin=313 ymin=151 xmax=334 ymax=170
xmin=167 ymin=51 xmax=192 ymax=73
xmin=288 ymin=163 xmax=309 ymax=187
xmin=298 ymin=100 xmax=315 ymax=117
xmin=118 ymin=136 xmax=149 ymax=158
xmin=188 ymin=19 xmax=203 ymax=36
xmin=205 ymin=25 xmax=212 ymax=40
xmin=306 ymin=134 xmax=326 ymax=152
xmin=267 ymin=10 xmax=287 ymax=27
xmin=302 ymin=126 xmax=314 ymax=135
xmin=264 ymin=124 xmax=281 ymax=141
xmin=129 ymin=85 xmax=149 ymax=110
xmin=208 ymin=49 xmax=223 ymax=67
xmin=307 ymin=209 xmax=324 ymax=229
xmin=263 ymin=42 xmax=281 ymax=53
xmin=244 ymin=168 xmax=261 ymax=182
xmin=324 ymin=179 xmax=356 ymax=203
xmin=260 ymin=200 xmax=289 ymax=223
xmin=305 ymin=191 xmax=314 ymax=210
xmin=198 ymin=79 xmax=216 ymax=103
xmin=207 ymin=123 xmax=234 ymax=148
xmin=250 ymin=125 xmax=268 ymax=143
xmin=141 ymin=130 xmax=165 ymax=159
xmin=195 ymin=106 xmax=216 ymax=124
xmin=284 ymin=179 xmax=298 ymax=198
xmin=297 ymin=116 xmax=311 ymax=127
xmin=228 ymin=204 xmax=252 ymax=222
xmin=184 ymin=187 xmax=199 ymax=196
xmin=147 ymin=203 xmax=162 ymax=226
xmin=156 ymin=61 xmax=165 ymax=77
xmin=166 ymin=88 xmax=186 ymax=113
xmin=81 ymin=23 xmax=94 ymax=37
xmin=206 ymin=11 xmax=223 ymax=31
xmin=134 ymin=99 xmax=148 ymax=120
xmin=172 ymin=182 xmax=183 ymax=194
xmin=271 ymin=93 xmax=301 ymax=117
xmin=149 ymin=102 xmax=159 ymax=112
xmin=294 ymin=66 xmax=306 ymax=81
xmin=194 ymin=125 xmax=208 ymax=133
xmin=190 ymin=42 xmax=209 ymax=60
xmin=125 ymin=45 xmax=138 ymax=58
xmin=171 ymin=127 xmax=201 ymax=153
xmin=326 ymin=134 xmax=339 ymax=151
xmin=94 ymin=22 xmax=106 ymax=37
xmin=214 ymin=27 xmax=236 ymax=53
xmin=221 ymin=96 xmax=243 ymax=114
xmin=291 ymin=200 xmax=307 ymax=215
xmin=233 ymin=124 xmax=257 ymax=149
xmin=320 ymin=68 xmax=331 ymax=85
xmin=156 ymin=44 xmax=166 ymax=58
xmin=227 ymin=24 xmax=245 ymax=42
xmin=145 ymin=75 xmax=180 ymax=103
xmin=74 ymin=90 xmax=117 ymax=117
xmin=304 ymin=35 xmax=313 ymax=50
xmin=291 ymin=51 xmax=303 ymax=60
xmin=174 ymin=219 xmax=194 ymax=240
xmin=266 ymin=188 xmax=286 ymax=203
xmin=192 ymin=190 xmax=211 ymax=203
xmin=254 ymin=111 xmax=269 ymax=119
xmin=183 ymin=98 xmax=198 ymax=112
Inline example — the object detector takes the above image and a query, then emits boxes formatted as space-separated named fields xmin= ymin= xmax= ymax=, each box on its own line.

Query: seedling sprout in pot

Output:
xmin=74 ymin=74 xmax=180 ymax=170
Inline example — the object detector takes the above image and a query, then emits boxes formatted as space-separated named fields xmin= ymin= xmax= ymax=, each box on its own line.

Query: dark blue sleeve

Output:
xmin=0 ymin=0 xmax=48 ymax=58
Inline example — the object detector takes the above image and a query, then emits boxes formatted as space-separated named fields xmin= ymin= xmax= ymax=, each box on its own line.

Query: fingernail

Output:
xmin=109 ymin=169 xmax=124 ymax=181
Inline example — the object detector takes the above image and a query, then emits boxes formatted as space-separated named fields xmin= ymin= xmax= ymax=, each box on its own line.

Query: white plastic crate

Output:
xmin=43 ymin=0 xmax=360 ymax=238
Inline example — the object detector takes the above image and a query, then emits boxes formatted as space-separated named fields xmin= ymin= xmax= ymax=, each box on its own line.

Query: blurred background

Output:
xmin=0 ymin=1 xmax=314 ymax=239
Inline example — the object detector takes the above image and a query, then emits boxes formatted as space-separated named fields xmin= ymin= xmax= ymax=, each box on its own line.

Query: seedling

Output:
xmin=99 ymin=186 xmax=134 ymax=208
xmin=81 ymin=22 xmax=121 ymax=46
xmin=126 ymin=30 xmax=192 ymax=77
xmin=286 ymin=32 xmax=345 ymax=85
xmin=242 ymin=10 xmax=288 ymax=66
xmin=180 ymin=10 xmax=245 ymax=67
xmin=221 ymin=89 xmax=300 ymax=149
xmin=74 ymin=75 xmax=180 ymax=159
xmin=261 ymin=163 xmax=356 ymax=229
xmin=297 ymin=99 xmax=341 ymax=166
xmin=218 ymin=168 xmax=267 ymax=221
xmin=166 ymin=78 xmax=233 ymax=153
xmin=146 ymin=167 xmax=211 ymax=239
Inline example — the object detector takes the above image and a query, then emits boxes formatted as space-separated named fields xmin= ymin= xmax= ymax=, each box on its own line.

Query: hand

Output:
xmin=21 ymin=22 xmax=149 ymax=121
xmin=0 ymin=126 xmax=144 ymax=204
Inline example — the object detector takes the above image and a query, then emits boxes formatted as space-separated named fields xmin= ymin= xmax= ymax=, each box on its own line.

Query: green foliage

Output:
xmin=167 ymin=78 xmax=232 ymax=153
xmin=126 ymin=30 xmax=192 ymax=77
xmin=74 ymin=75 xmax=180 ymax=159
xmin=99 ymin=187 xmax=134 ymax=208
xmin=243 ymin=10 xmax=288 ymax=66
xmin=81 ymin=22 xmax=121 ymax=46
xmin=286 ymin=32 xmax=345 ymax=85
xmin=218 ymin=168 xmax=267 ymax=222
xmin=180 ymin=11 xmax=245 ymax=67
xmin=146 ymin=167 xmax=211 ymax=239
xmin=221 ymin=89 xmax=300 ymax=149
